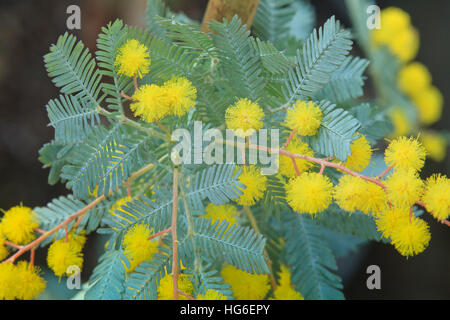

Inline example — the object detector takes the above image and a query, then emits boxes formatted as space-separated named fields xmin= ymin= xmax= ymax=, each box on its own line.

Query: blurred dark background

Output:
xmin=0 ymin=0 xmax=448 ymax=299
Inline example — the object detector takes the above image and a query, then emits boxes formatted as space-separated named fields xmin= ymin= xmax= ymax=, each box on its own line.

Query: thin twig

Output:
xmin=120 ymin=91 xmax=136 ymax=101
xmin=133 ymin=74 xmax=138 ymax=91
xmin=3 ymin=241 xmax=22 ymax=250
xmin=30 ymin=248 xmax=35 ymax=270
xmin=171 ymin=168 xmax=180 ymax=300
xmin=147 ymin=227 xmax=172 ymax=241
xmin=178 ymin=289 xmax=195 ymax=300
xmin=377 ymin=166 xmax=393 ymax=180
xmin=282 ymin=129 xmax=296 ymax=149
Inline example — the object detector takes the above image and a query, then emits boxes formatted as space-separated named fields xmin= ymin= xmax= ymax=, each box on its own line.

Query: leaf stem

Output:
xmin=171 ymin=168 xmax=180 ymax=300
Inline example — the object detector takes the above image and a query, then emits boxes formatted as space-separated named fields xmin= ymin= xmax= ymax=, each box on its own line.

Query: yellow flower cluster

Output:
xmin=130 ymin=77 xmax=197 ymax=123
xmin=157 ymin=273 xmax=194 ymax=300
xmin=122 ymin=224 xmax=158 ymax=272
xmin=225 ymin=98 xmax=264 ymax=137
xmin=385 ymin=136 xmax=426 ymax=171
xmin=398 ymin=62 xmax=444 ymax=126
xmin=0 ymin=205 xmax=38 ymax=245
xmin=235 ymin=165 xmax=267 ymax=206
xmin=204 ymin=203 xmax=240 ymax=225
xmin=422 ymin=174 xmax=450 ymax=221
xmin=285 ymin=100 xmax=322 ymax=136
xmin=47 ymin=232 xmax=86 ymax=277
xmin=0 ymin=261 xmax=46 ymax=300
xmin=197 ymin=289 xmax=228 ymax=300
xmin=388 ymin=107 xmax=412 ymax=138
xmin=221 ymin=264 xmax=270 ymax=300
xmin=420 ymin=131 xmax=447 ymax=162
xmin=115 ymin=39 xmax=150 ymax=78
xmin=279 ymin=138 xmax=314 ymax=178
xmin=271 ymin=265 xmax=304 ymax=300
xmin=341 ymin=134 xmax=372 ymax=172
xmin=371 ymin=7 xmax=419 ymax=63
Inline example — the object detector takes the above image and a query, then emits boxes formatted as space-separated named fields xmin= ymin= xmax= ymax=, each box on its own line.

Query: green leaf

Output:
xmin=180 ymin=218 xmax=269 ymax=275
xmin=85 ymin=250 xmax=129 ymax=300
xmin=282 ymin=16 xmax=353 ymax=105
xmin=249 ymin=37 xmax=295 ymax=75
xmin=282 ymin=212 xmax=344 ymax=300
xmin=44 ymin=32 xmax=103 ymax=106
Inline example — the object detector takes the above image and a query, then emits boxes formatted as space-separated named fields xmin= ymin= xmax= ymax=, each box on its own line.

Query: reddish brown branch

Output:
xmin=171 ymin=168 xmax=180 ymax=300
xmin=178 ymin=289 xmax=195 ymax=300
xmin=147 ymin=227 xmax=172 ymax=241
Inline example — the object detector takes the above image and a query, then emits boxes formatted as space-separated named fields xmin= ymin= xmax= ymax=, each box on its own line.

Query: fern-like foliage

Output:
xmin=179 ymin=218 xmax=269 ymax=275
xmin=209 ymin=16 xmax=266 ymax=101
xmin=44 ymin=32 xmax=103 ymax=106
xmin=85 ymin=250 xmax=129 ymax=300
xmin=282 ymin=16 xmax=353 ymax=105
xmin=282 ymin=212 xmax=344 ymax=300
xmin=249 ymin=37 xmax=294 ymax=75
xmin=192 ymin=262 xmax=234 ymax=299
xmin=303 ymin=100 xmax=361 ymax=160
xmin=46 ymin=94 xmax=100 ymax=144
xmin=314 ymin=56 xmax=369 ymax=103
xmin=124 ymin=244 xmax=172 ymax=300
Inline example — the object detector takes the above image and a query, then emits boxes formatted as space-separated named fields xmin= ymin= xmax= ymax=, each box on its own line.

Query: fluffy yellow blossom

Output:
xmin=0 ymin=261 xmax=45 ymax=300
xmin=221 ymin=264 xmax=270 ymax=300
xmin=122 ymin=224 xmax=158 ymax=272
xmin=47 ymin=235 xmax=85 ymax=277
xmin=271 ymin=265 xmax=304 ymax=300
xmin=371 ymin=7 xmax=419 ymax=62
xmin=114 ymin=39 xmax=150 ymax=78
xmin=235 ymin=166 xmax=267 ymax=206
xmin=0 ymin=205 xmax=38 ymax=244
xmin=422 ymin=174 xmax=450 ymax=221
xmin=130 ymin=84 xmax=169 ymax=123
xmin=341 ymin=134 xmax=372 ymax=172
xmin=389 ymin=107 xmax=412 ymax=138
xmin=279 ymin=138 xmax=314 ymax=178
xmin=361 ymin=182 xmax=388 ymax=216
xmin=225 ymin=98 xmax=264 ymax=137
xmin=333 ymin=175 xmax=368 ymax=213
xmin=398 ymin=62 xmax=431 ymax=97
xmin=163 ymin=77 xmax=197 ymax=117
xmin=0 ymin=234 xmax=9 ymax=261
xmin=285 ymin=100 xmax=322 ymax=136
xmin=385 ymin=169 xmax=423 ymax=208
xmin=15 ymin=261 xmax=46 ymax=300
xmin=375 ymin=207 xmax=409 ymax=239
xmin=0 ymin=262 xmax=16 ymax=300
xmin=286 ymin=172 xmax=333 ymax=215
xmin=391 ymin=217 xmax=431 ymax=257
xmin=204 ymin=203 xmax=239 ymax=225
xmin=197 ymin=289 xmax=228 ymax=300
xmin=420 ymin=131 xmax=447 ymax=162
xmin=413 ymin=85 xmax=443 ymax=125
xmin=385 ymin=136 xmax=427 ymax=172
xmin=157 ymin=273 xmax=194 ymax=300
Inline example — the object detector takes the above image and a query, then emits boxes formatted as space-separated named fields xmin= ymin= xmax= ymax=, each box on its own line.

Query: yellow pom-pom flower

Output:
xmin=221 ymin=264 xmax=270 ymax=300
xmin=286 ymin=172 xmax=333 ymax=215
xmin=114 ymin=39 xmax=150 ymax=78
xmin=204 ymin=203 xmax=239 ymax=225
xmin=0 ymin=205 xmax=38 ymax=244
xmin=0 ymin=262 xmax=16 ymax=300
xmin=163 ymin=77 xmax=197 ymax=117
xmin=385 ymin=136 xmax=427 ymax=172
xmin=333 ymin=175 xmax=368 ymax=213
xmin=157 ymin=273 xmax=194 ymax=300
xmin=0 ymin=234 xmax=9 ymax=261
xmin=15 ymin=261 xmax=46 ymax=300
xmin=420 ymin=131 xmax=447 ymax=162
xmin=225 ymin=98 xmax=264 ymax=137
xmin=279 ymin=138 xmax=314 ymax=178
xmin=422 ymin=174 xmax=450 ymax=221
xmin=371 ymin=7 xmax=419 ymax=63
xmin=130 ymin=84 xmax=169 ymax=123
xmin=271 ymin=265 xmax=304 ymax=300
xmin=375 ymin=207 xmax=409 ymax=239
xmin=398 ymin=62 xmax=431 ymax=97
xmin=235 ymin=166 xmax=267 ymax=206
xmin=197 ymin=289 xmax=228 ymax=300
xmin=391 ymin=217 xmax=431 ymax=257
xmin=412 ymin=85 xmax=443 ymax=125
xmin=122 ymin=224 xmax=158 ymax=272
xmin=47 ymin=236 xmax=85 ymax=277
xmin=361 ymin=182 xmax=388 ymax=216
xmin=389 ymin=107 xmax=412 ymax=138
xmin=341 ymin=134 xmax=372 ymax=172
xmin=385 ymin=169 xmax=423 ymax=208
xmin=285 ymin=100 xmax=322 ymax=136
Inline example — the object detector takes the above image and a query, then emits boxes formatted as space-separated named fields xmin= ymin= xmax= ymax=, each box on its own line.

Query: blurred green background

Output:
xmin=0 ymin=0 xmax=448 ymax=299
